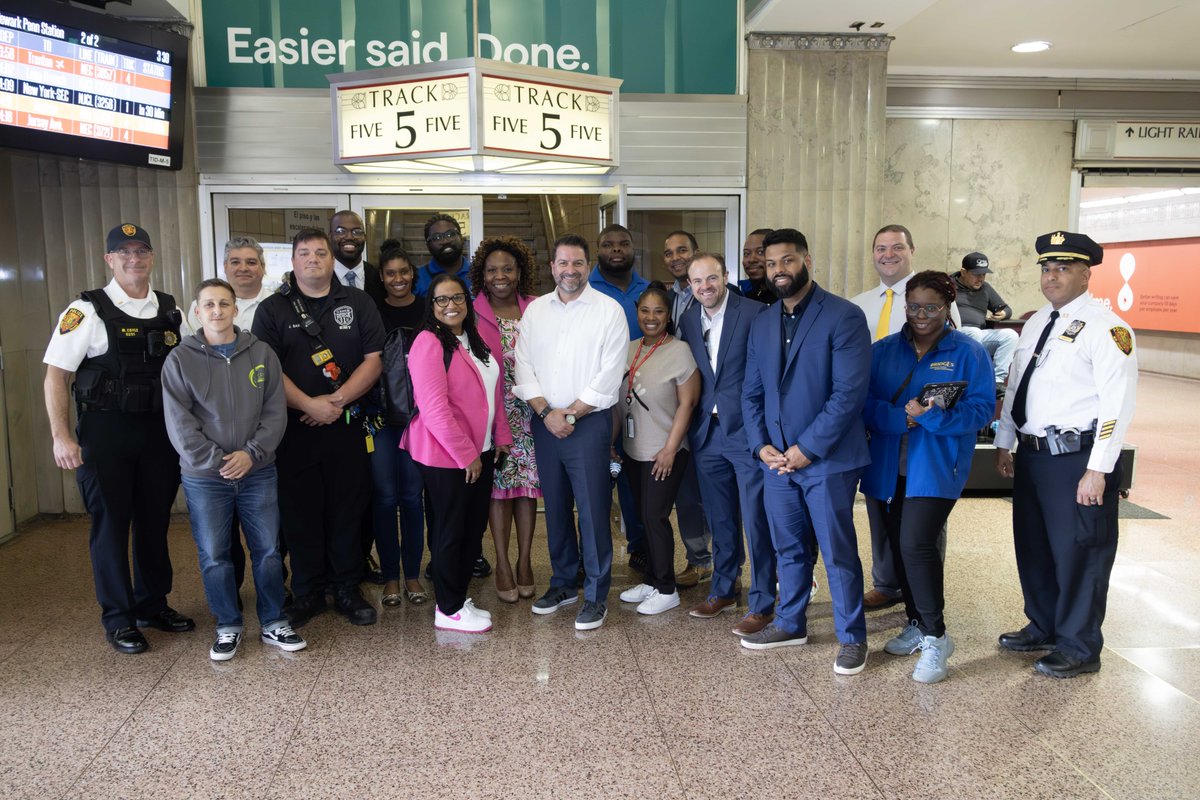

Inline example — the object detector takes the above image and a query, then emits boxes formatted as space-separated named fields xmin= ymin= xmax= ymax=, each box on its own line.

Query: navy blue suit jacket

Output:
xmin=678 ymin=292 xmax=766 ymax=447
xmin=741 ymin=283 xmax=872 ymax=481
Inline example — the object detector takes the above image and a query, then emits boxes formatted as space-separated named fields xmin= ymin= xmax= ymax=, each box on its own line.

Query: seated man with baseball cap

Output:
xmin=954 ymin=251 xmax=1018 ymax=391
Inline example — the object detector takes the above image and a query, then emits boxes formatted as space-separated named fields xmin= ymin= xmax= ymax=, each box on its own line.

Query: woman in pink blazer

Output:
xmin=470 ymin=237 xmax=540 ymax=604
xmin=402 ymin=273 xmax=512 ymax=633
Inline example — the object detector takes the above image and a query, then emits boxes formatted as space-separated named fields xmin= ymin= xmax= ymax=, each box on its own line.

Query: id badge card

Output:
xmin=625 ymin=414 xmax=636 ymax=439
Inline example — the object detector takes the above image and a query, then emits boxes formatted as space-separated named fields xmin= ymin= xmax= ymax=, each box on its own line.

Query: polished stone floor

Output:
xmin=0 ymin=372 xmax=1196 ymax=799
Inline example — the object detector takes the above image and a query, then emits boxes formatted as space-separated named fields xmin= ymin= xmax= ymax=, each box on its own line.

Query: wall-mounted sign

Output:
xmin=198 ymin=0 xmax=736 ymax=95
xmin=1076 ymin=119 xmax=1200 ymax=164
xmin=335 ymin=72 xmax=471 ymax=160
xmin=1087 ymin=237 xmax=1200 ymax=334
xmin=330 ymin=58 xmax=620 ymax=174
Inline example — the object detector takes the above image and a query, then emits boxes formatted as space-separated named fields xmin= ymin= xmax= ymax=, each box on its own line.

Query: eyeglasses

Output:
xmin=333 ymin=226 xmax=365 ymax=237
xmin=110 ymin=248 xmax=152 ymax=259
xmin=427 ymin=230 xmax=461 ymax=243
xmin=432 ymin=293 xmax=468 ymax=307
xmin=904 ymin=303 xmax=946 ymax=317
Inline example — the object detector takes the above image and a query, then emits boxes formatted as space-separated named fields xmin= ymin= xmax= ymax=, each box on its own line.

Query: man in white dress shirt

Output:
xmin=187 ymin=237 xmax=273 ymax=334
xmin=850 ymin=224 xmax=959 ymax=611
xmin=514 ymin=233 xmax=629 ymax=631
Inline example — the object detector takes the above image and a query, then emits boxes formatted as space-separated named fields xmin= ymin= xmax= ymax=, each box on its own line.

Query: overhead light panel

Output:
xmin=1011 ymin=41 xmax=1052 ymax=53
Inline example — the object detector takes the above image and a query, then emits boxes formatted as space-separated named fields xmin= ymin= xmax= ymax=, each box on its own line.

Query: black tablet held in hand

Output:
xmin=918 ymin=381 xmax=969 ymax=410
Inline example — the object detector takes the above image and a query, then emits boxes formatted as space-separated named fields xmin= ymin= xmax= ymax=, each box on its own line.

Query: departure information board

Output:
xmin=0 ymin=2 xmax=187 ymax=169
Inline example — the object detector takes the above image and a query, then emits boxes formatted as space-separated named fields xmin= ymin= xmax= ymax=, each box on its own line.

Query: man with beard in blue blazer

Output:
xmin=740 ymin=228 xmax=872 ymax=675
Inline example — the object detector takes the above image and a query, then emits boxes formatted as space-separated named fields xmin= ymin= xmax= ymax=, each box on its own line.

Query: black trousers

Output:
xmin=275 ymin=417 xmax=370 ymax=599
xmin=868 ymin=476 xmax=957 ymax=638
xmin=1013 ymin=445 xmax=1121 ymax=662
xmin=418 ymin=451 xmax=495 ymax=615
xmin=625 ymin=451 xmax=690 ymax=595
xmin=76 ymin=411 xmax=181 ymax=631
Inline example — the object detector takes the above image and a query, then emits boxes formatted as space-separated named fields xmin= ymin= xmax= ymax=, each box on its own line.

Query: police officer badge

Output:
xmin=1058 ymin=319 xmax=1086 ymax=343
xmin=334 ymin=305 xmax=354 ymax=328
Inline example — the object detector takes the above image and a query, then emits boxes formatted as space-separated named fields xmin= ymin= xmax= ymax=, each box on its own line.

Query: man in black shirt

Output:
xmin=252 ymin=228 xmax=386 ymax=627
xmin=954 ymin=251 xmax=1018 ymax=387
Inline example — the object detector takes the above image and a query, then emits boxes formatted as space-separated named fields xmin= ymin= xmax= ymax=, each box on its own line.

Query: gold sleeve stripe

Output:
xmin=1099 ymin=420 xmax=1117 ymax=440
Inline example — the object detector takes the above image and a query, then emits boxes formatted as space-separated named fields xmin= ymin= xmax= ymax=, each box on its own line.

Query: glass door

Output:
xmin=211 ymin=193 xmax=350 ymax=286
xmin=626 ymin=194 xmax=742 ymax=283
xmin=351 ymin=195 xmax=485 ymax=272
xmin=599 ymin=184 xmax=627 ymax=229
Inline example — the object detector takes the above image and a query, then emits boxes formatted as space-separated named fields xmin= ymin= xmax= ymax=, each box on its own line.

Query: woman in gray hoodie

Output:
xmin=162 ymin=278 xmax=305 ymax=661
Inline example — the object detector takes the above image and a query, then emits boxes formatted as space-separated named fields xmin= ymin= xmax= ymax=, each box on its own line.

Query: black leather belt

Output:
xmin=1018 ymin=431 xmax=1094 ymax=451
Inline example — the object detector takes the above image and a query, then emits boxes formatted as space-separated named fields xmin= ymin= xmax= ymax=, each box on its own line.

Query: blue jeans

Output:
xmin=182 ymin=466 xmax=287 ymax=632
xmin=369 ymin=425 xmax=426 ymax=581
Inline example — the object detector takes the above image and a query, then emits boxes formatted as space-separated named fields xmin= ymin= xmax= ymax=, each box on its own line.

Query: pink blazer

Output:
xmin=400 ymin=330 xmax=512 ymax=469
xmin=473 ymin=292 xmax=535 ymax=362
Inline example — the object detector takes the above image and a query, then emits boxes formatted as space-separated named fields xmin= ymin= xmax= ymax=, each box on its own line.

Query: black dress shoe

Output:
xmin=334 ymin=586 xmax=377 ymax=626
xmin=628 ymin=551 xmax=648 ymax=575
xmin=1034 ymin=651 xmax=1101 ymax=679
xmin=106 ymin=627 xmax=149 ymax=654
xmin=472 ymin=556 xmax=492 ymax=578
xmin=135 ymin=608 xmax=196 ymax=633
xmin=998 ymin=626 xmax=1056 ymax=652
xmin=286 ymin=593 xmax=327 ymax=629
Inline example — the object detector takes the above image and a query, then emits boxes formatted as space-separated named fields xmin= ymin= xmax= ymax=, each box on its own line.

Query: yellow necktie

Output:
xmin=874 ymin=288 xmax=893 ymax=341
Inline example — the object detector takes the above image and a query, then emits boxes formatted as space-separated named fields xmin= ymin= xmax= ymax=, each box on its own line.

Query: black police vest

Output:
xmin=72 ymin=288 xmax=182 ymax=414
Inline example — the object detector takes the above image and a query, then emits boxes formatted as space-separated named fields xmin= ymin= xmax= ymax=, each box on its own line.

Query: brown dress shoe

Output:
xmin=675 ymin=564 xmax=713 ymax=588
xmin=732 ymin=612 xmax=774 ymax=637
xmin=863 ymin=589 xmax=902 ymax=610
xmin=688 ymin=595 xmax=738 ymax=618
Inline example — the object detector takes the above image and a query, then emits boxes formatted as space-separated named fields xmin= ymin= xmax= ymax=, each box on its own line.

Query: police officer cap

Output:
xmin=1035 ymin=231 xmax=1102 ymax=266
xmin=962 ymin=252 xmax=992 ymax=273
xmin=106 ymin=223 xmax=153 ymax=252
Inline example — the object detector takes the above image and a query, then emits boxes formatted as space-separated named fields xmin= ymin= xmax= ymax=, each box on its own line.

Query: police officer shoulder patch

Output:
xmin=1110 ymin=326 xmax=1133 ymax=355
xmin=59 ymin=308 xmax=85 ymax=334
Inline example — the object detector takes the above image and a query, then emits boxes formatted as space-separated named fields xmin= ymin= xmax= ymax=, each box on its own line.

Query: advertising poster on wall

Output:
xmin=1087 ymin=237 xmax=1200 ymax=334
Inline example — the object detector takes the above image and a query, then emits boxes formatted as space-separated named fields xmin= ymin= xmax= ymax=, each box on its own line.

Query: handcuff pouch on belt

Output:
xmin=1043 ymin=424 xmax=1093 ymax=456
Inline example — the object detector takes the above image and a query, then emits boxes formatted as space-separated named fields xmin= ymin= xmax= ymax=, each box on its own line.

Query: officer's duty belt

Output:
xmin=1017 ymin=431 xmax=1095 ymax=452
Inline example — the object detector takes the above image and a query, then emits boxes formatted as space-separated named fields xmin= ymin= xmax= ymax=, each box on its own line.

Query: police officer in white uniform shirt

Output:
xmin=43 ymin=223 xmax=195 ymax=655
xmin=995 ymin=231 xmax=1137 ymax=679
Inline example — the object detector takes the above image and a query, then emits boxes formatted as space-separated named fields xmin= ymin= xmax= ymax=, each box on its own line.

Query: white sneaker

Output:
xmin=435 ymin=604 xmax=492 ymax=633
xmin=463 ymin=598 xmax=491 ymax=619
xmin=620 ymin=583 xmax=655 ymax=603
xmin=636 ymin=589 xmax=680 ymax=615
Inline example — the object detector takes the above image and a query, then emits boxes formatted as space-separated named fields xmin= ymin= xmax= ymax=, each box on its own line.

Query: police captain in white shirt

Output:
xmin=994 ymin=230 xmax=1137 ymax=679
xmin=513 ymin=233 xmax=629 ymax=632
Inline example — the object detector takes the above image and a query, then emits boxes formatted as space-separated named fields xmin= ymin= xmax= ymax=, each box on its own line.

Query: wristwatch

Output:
xmin=565 ymin=413 xmax=577 ymax=425
xmin=538 ymin=406 xmax=552 ymax=420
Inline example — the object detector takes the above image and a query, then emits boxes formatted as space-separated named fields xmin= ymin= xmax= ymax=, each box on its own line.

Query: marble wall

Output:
xmin=881 ymin=118 xmax=1076 ymax=317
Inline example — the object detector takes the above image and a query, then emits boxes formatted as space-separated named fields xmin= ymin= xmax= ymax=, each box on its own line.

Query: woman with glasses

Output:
xmin=469 ymin=237 xmax=541 ymax=603
xmin=401 ymin=273 xmax=511 ymax=633
xmin=616 ymin=282 xmax=700 ymax=615
xmin=369 ymin=240 xmax=429 ymax=608
xmin=860 ymin=270 xmax=994 ymax=683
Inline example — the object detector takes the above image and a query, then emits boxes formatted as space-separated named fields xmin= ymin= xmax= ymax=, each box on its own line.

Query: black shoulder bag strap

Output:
xmin=889 ymin=326 xmax=952 ymax=405
xmin=278 ymin=272 xmax=345 ymax=392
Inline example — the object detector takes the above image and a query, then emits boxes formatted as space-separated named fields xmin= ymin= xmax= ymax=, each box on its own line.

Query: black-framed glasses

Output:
xmin=904 ymin=303 xmax=946 ymax=317
xmin=432 ymin=293 xmax=468 ymax=307
xmin=333 ymin=226 xmax=365 ymax=237
xmin=427 ymin=230 xmax=461 ymax=243
xmin=110 ymin=248 xmax=152 ymax=259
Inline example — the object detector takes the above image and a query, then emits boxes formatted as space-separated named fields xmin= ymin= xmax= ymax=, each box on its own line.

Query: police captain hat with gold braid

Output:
xmin=1035 ymin=230 xmax=1103 ymax=266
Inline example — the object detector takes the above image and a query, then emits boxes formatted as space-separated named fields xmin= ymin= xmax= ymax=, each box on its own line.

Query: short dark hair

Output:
xmin=378 ymin=239 xmax=414 ymax=276
xmin=874 ymin=224 xmax=914 ymax=250
xmin=598 ymin=223 xmax=631 ymax=242
xmin=664 ymin=230 xmax=698 ymax=250
xmin=762 ymin=228 xmax=809 ymax=252
xmin=636 ymin=280 xmax=673 ymax=309
xmin=749 ymin=227 xmax=774 ymax=238
xmin=552 ymin=233 xmax=590 ymax=264
xmin=194 ymin=277 xmax=235 ymax=304
xmin=329 ymin=209 xmax=362 ymax=232
xmin=423 ymin=213 xmax=461 ymax=242
xmin=291 ymin=227 xmax=331 ymax=255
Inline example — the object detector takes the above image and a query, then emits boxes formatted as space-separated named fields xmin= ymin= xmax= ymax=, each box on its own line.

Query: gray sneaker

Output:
xmin=574 ymin=600 xmax=607 ymax=630
xmin=884 ymin=620 xmax=924 ymax=656
xmin=912 ymin=633 xmax=955 ymax=684
xmin=740 ymin=622 xmax=808 ymax=650
xmin=532 ymin=586 xmax=579 ymax=616
xmin=834 ymin=641 xmax=868 ymax=675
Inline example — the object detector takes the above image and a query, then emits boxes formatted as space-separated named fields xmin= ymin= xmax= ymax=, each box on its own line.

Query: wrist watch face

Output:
xmin=565 ymin=413 xmax=577 ymax=425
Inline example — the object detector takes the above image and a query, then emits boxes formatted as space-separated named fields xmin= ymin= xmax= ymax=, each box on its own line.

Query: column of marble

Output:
xmin=746 ymin=33 xmax=890 ymax=297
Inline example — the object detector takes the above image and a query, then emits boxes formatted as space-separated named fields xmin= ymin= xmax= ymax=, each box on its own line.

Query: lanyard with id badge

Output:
xmin=624 ymin=335 xmax=668 ymax=439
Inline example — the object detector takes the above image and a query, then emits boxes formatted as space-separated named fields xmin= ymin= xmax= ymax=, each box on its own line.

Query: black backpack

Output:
xmin=379 ymin=328 xmax=452 ymax=430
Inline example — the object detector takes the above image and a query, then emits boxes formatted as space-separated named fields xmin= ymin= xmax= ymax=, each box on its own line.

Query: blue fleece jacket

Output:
xmin=860 ymin=325 xmax=995 ymax=501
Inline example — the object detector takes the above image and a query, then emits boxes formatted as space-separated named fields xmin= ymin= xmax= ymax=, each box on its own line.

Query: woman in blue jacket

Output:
xmin=861 ymin=270 xmax=994 ymax=683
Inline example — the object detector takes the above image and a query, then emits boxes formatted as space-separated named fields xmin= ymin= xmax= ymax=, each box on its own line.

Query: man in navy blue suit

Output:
xmin=740 ymin=228 xmax=872 ymax=675
xmin=678 ymin=253 xmax=777 ymax=636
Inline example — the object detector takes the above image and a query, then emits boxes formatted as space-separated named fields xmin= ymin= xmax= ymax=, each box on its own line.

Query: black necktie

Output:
xmin=1011 ymin=310 xmax=1059 ymax=430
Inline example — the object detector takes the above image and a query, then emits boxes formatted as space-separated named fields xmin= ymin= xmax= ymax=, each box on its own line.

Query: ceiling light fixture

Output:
xmin=1011 ymin=41 xmax=1052 ymax=53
